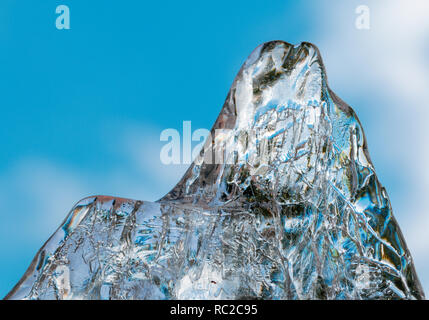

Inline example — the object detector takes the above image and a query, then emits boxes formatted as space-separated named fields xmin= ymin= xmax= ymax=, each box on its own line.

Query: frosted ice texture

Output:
xmin=5 ymin=41 xmax=424 ymax=300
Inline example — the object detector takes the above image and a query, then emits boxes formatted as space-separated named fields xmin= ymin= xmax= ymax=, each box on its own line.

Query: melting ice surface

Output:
xmin=5 ymin=41 xmax=425 ymax=300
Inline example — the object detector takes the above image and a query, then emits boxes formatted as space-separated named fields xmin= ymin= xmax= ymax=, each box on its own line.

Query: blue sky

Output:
xmin=1 ymin=0 xmax=429 ymax=298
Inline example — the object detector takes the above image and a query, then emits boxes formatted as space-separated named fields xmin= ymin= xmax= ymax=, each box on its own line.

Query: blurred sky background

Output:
xmin=1 ymin=0 xmax=429 ymax=298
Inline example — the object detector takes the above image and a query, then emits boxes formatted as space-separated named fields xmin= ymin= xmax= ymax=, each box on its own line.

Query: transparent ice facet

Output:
xmin=5 ymin=41 xmax=425 ymax=300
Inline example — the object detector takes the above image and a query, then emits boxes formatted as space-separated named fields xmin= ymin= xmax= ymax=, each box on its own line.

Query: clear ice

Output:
xmin=5 ymin=41 xmax=425 ymax=300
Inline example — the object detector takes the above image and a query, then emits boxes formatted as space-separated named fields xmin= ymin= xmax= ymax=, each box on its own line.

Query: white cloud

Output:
xmin=0 ymin=122 xmax=187 ymax=252
xmin=0 ymin=159 xmax=90 ymax=239
xmin=119 ymin=123 xmax=189 ymax=197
